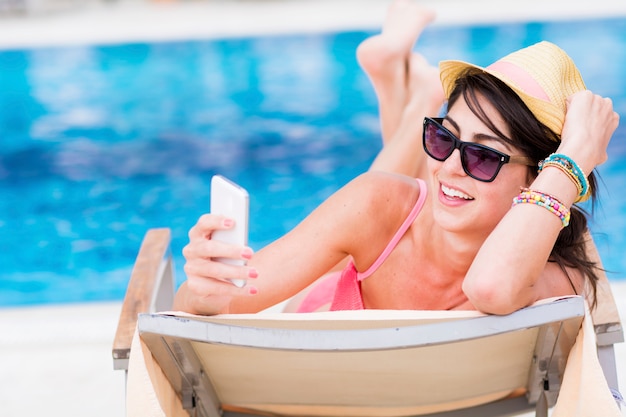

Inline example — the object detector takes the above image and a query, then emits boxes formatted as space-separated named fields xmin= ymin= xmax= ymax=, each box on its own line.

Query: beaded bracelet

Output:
xmin=538 ymin=153 xmax=589 ymax=202
xmin=512 ymin=188 xmax=571 ymax=228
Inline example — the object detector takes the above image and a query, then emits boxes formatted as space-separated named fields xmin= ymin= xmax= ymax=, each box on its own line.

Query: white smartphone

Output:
xmin=210 ymin=175 xmax=250 ymax=288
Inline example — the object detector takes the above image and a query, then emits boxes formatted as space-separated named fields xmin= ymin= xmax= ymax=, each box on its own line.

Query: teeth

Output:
xmin=442 ymin=184 xmax=473 ymax=200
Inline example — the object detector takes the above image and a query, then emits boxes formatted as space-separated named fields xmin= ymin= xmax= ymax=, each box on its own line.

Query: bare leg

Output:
xmin=356 ymin=0 xmax=437 ymax=144
xmin=370 ymin=53 xmax=445 ymax=178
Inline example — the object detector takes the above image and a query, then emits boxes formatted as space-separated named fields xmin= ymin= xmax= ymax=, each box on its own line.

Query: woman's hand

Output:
xmin=173 ymin=214 xmax=258 ymax=315
xmin=558 ymin=90 xmax=619 ymax=175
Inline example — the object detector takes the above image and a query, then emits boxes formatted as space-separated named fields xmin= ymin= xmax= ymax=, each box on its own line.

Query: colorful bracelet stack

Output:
xmin=512 ymin=188 xmax=571 ymax=228
xmin=537 ymin=153 xmax=589 ymax=202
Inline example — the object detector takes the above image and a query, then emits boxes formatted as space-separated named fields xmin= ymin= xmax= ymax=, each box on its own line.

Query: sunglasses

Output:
xmin=422 ymin=117 xmax=534 ymax=182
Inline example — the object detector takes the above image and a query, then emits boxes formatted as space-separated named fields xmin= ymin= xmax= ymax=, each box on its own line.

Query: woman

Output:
xmin=174 ymin=6 xmax=618 ymax=316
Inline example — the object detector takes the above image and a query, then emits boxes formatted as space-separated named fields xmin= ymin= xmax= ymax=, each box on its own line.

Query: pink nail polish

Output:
xmin=223 ymin=219 xmax=234 ymax=227
xmin=249 ymin=286 xmax=258 ymax=295
xmin=248 ymin=268 xmax=258 ymax=279
xmin=242 ymin=247 xmax=254 ymax=259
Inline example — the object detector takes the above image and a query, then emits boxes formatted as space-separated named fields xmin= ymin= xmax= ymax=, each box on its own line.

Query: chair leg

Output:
xmin=598 ymin=345 xmax=620 ymax=392
xmin=535 ymin=390 xmax=548 ymax=417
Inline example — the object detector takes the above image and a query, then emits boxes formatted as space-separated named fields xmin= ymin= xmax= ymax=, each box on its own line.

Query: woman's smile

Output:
xmin=441 ymin=183 xmax=473 ymax=200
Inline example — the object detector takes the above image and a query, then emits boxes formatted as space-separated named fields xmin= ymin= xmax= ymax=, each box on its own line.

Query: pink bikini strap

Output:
xmin=357 ymin=178 xmax=427 ymax=281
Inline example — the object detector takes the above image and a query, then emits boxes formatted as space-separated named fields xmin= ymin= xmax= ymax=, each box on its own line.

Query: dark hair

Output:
xmin=447 ymin=69 xmax=600 ymax=307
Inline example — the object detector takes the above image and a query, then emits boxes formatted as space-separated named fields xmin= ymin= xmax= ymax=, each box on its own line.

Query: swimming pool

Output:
xmin=1 ymin=16 xmax=625 ymax=307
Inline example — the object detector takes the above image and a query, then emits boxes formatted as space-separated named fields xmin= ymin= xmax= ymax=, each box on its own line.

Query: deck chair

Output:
xmin=112 ymin=228 xmax=624 ymax=417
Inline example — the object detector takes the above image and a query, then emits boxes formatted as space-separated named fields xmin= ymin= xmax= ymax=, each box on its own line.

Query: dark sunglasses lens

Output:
xmin=463 ymin=145 xmax=502 ymax=181
xmin=425 ymin=122 xmax=454 ymax=160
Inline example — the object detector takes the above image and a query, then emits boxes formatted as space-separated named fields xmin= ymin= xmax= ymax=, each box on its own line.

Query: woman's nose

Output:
xmin=441 ymin=148 xmax=466 ymax=177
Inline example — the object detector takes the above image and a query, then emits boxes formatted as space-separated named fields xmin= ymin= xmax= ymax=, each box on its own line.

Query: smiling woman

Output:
xmin=173 ymin=0 xmax=618 ymax=318
xmin=0 ymin=9 xmax=625 ymax=308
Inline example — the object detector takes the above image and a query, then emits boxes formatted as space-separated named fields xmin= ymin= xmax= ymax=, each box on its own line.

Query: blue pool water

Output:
xmin=1 ymin=17 xmax=625 ymax=307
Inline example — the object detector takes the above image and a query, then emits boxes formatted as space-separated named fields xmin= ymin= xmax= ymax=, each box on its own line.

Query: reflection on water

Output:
xmin=0 ymin=17 xmax=625 ymax=306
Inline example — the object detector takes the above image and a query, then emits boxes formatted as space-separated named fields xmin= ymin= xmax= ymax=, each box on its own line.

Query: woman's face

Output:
xmin=427 ymin=93 xmax=532 ymax=236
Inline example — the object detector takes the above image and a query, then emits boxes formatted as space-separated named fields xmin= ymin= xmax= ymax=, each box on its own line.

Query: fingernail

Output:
xmin=223 ymin=218 xmax=234 ymax=227
xmin=248 ymin=268 xmax=258 ymax=279
xmin=242 ymin=247 xmax=254 ymax=259
xmin=248 ymin=286 xmax=258 ymax=295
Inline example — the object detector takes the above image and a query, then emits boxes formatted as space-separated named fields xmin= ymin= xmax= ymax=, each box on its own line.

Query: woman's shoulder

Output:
xmin=333 ymin=172 xmax=425 ymax=270
xmin=346 ymin=171 xmax=424 ymax=224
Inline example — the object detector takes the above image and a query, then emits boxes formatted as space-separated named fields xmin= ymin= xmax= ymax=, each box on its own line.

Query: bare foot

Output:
xmin=356 ymin=0 xmax=436 ymax=143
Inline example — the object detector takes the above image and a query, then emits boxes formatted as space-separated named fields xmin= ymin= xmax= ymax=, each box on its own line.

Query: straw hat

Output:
xmin=439 ymin=41 xmax=586 ymax=137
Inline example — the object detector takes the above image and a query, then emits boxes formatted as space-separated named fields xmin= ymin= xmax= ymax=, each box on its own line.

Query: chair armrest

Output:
xmin=112 ymin=228 xmax=175 ymax=370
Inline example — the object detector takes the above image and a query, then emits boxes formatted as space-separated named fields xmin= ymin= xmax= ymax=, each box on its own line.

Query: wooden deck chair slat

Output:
xmin=112 ymin=228 xmax=174 ymax=370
